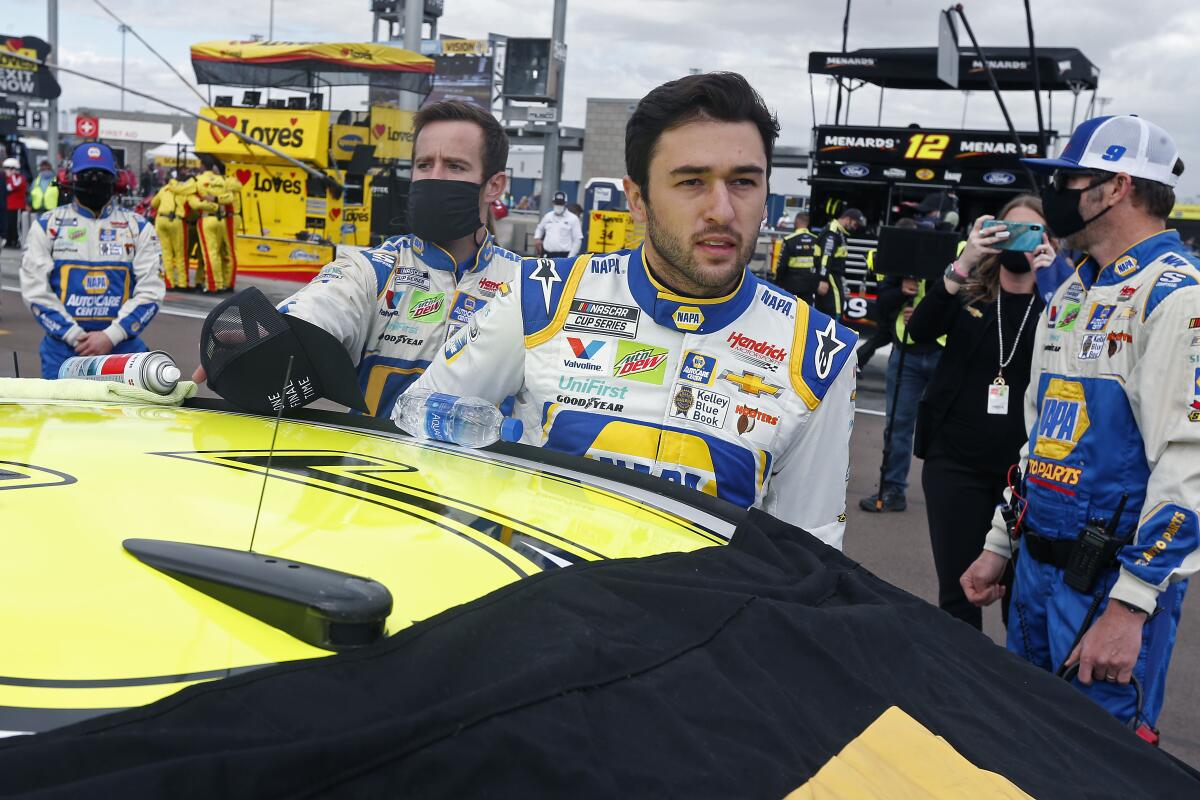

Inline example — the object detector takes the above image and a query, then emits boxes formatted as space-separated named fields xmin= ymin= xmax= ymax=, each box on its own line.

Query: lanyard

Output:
xmin=995 ymin=290 xmax=1036 ymax=384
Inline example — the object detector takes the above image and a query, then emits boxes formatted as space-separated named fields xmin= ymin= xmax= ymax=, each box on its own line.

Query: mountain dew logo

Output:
xmin=407 ymin=289 xmax=446 ymax=323
xmin=613 ymin=340 xmax=670 ymax=384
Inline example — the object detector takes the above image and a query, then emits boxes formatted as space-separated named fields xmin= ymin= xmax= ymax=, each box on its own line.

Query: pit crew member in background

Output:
xmin=814 ymin=206 xmax=865 ymax=320
xmin=774 ymin=210 xmax=822 ymax=305
xmin=4 ymin=157 xmax=28 ymax=248
xmin=413 ymin=72 xmax=858 ymax=548
xmin=534 ymin=191 xmax=583 ymax=258
xmin=961 ymin=116 xmax=1199 ymax=732
xmin=150 ymin=177 xmax=189 ymax=291
xmin=20 ymin=142 xmax=164 ymax=379
xmin=192 ymin=101 xmax=522 ymax=418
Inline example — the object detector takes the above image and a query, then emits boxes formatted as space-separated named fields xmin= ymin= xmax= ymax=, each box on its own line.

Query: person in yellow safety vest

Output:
xmin=195 ymin=171 xmax=231 ymax=293
xmin=30 ymin=159 xmax=59 ymax=214
xmin=150 ymin=179 xmax=187 ymax=290
xmin=859 ymin=272 xmax=946 ymax=513
xmin=814 ymin=207 xmax=866 ymax=320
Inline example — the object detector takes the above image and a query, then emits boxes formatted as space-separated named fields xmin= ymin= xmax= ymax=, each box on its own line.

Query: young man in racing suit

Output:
xmin=192 ymin=102 xmax=522 ymax=418
xmin=20 ymin=142 xmax=164 ymax=379
xmin=961 ymin=116 xmax=1199 ymax=733
xmin=412 ymin=73 xmax=858 ymax=547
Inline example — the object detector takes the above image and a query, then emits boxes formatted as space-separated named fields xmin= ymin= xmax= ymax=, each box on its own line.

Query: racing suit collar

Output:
xmin=628 ymin=243 xmax=758 ymax=335
xmin=1080 ymin=229 xmax=1183 ymax=288
xmin=71 ymin=199 xmax=114 ymax=221
xmin=421 ymin=232 xmax=496 ymax=278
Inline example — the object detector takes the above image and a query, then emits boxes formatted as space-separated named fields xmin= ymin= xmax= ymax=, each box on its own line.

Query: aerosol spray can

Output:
xmin=58 ymin=351 xmax=182 ymax=395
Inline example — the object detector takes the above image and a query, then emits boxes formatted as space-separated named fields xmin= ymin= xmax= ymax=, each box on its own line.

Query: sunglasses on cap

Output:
xmin=1048 ymin=169 xmax=1116 ymax=193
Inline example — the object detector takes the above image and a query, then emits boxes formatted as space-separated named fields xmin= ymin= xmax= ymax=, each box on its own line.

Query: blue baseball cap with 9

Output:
xmin=1022 ymin=115 xmax=1183 ymax=187
xmin=70 ymin=141 xmax=117 ymax=175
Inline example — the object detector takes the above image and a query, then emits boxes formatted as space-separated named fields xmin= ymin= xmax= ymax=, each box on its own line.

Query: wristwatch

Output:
xmin=1115 ymin=599 xmax=1149 ymax=617
xmin=944 ymin=261 xmax=968 ymax=285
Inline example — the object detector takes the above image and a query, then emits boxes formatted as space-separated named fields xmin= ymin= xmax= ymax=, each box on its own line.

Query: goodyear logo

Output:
xmin=1114 ymin=255 xmax=1138 ymax=277
xmin=82 ymin=271 xmax=109 ymax=294
xmin=1033 ymin=379 xmax=1089 ymax=460
xmin=672 ymin=306 xmax=703 ymax=331
xmin=1028 ymin=458 xmax=1082 ymax=486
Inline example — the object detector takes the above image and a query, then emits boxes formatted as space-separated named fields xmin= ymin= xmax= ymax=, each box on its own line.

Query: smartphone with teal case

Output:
xmin=981 ymin=219 xmax=1044 ymax=252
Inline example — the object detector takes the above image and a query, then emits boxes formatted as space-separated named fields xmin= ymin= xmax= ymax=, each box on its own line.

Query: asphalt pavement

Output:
xmin=1 ymin=249 xmax=1196 ymax=764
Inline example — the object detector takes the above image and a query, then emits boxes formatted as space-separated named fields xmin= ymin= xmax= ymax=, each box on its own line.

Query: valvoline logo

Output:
xmin=567 ymin=338 xmax=604 ymax=360
xmin=1033 ymin=378 xmax=1090 ymax=460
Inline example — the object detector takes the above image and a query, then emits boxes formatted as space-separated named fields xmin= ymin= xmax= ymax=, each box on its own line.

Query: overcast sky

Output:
xmin=6 ymin=0 xmax=1199 ymax=199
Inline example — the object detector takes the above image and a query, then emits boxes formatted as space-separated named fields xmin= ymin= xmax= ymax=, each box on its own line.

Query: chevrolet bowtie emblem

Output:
xmin=719 ymin=369 xmax=782 ymax=398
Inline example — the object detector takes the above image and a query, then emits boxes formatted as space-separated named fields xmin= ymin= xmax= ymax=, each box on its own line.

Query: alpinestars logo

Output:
xmin=726 ymin=332 xmax=787 ymax=372
xmin=814 ymin=319 xmax=847 ymax=380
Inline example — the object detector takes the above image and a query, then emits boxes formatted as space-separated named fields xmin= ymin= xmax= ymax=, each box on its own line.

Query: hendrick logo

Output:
xmin=726 ymin=331 xmax=787 ymax=372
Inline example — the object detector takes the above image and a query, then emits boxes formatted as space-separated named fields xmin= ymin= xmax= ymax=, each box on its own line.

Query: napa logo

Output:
xmin=1114 ymin=256 xmax=1138 ymax=277
xmin=1033 ymin=378 xmax=1090 ymax=460
xmin=672 ymin=306 xmax=704 ymax=331
xmin=82 ymin=271 xmax=109 ymax=294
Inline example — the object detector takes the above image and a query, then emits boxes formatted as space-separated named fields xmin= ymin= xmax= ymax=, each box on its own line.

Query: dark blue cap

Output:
xmin=70 ymin=142 xmax=116 ymax=175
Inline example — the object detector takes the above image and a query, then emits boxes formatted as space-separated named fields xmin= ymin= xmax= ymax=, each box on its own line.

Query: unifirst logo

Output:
xmin=1033 ymin=378 xmax=1090 ymax=460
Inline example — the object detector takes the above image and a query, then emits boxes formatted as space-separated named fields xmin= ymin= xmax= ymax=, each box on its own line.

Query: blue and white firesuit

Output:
xmin=985 ymin=229 xmax=1200 ymax=727
xmin=278 ymin=234 xmax=521 ymax=417
xmin=20 ymin=201 xmax=164 ymax=379
xmin=412 ymin=245 xmax=859 ymax=547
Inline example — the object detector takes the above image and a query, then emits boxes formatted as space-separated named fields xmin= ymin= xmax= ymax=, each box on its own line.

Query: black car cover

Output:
xmin=1 ymin=510 xmax=1196 ymax=798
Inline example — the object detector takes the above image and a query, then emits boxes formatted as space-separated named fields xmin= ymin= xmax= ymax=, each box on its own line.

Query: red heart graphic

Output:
xmin=6 ymin=38 xmax=24 ymax=52
xmin=235 ymin=168 xmax=252 ymax=185
xmin=373 ymin=123 xmax=386 ymax=137
xmin=331 ymin=208 xmax=341 ymax=219
xmin=289 ymin=117 xmax=298 ymax=125
xmin=211 ymin=114 xmax=237 ymax=143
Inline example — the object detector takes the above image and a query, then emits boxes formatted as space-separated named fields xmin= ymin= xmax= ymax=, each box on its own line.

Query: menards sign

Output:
xmin=815 ymin=125 xmax=1045 ymax=166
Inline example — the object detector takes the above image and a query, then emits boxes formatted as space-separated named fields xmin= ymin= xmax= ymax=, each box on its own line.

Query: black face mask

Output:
xmin=73 ymin=170 xmax=115 ymax=213
xmin=1040 ymin=173 xmax=1115 ymax=238
xmin=998 ymin=249 xmax=1032 ymax=274
xmin=407 ymin=179 xmax=484 ymax=244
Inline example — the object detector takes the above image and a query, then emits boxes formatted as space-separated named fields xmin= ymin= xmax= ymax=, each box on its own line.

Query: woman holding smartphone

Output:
xmin=906 ymin=194 xmax=1059 ymax=630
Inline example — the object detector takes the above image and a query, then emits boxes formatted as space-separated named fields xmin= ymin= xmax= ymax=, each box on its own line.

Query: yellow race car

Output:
xmin=0 ymin=395 xmax=737 ymax=735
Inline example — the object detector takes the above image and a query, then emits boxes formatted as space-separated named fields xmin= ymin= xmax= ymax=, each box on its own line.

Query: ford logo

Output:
xmin=337 ymin=134 xmax=364 ymax=150
xmin=840 ymin=163 xmax=870 ymax=178
xmin=984 ymin=170 xmax=1016 ymax=185
xmin=256 ymin=244 xmax=271 ymax=253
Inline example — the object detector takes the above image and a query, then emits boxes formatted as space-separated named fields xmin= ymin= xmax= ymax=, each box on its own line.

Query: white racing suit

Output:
xmin=984 ymin=229 xmax=1200 ymax=727
xmin=278 ymin=234 xmax=521 ymax=417
xmin=20 ymin=201 xmax=164 ymax=379
xmin=412 ymin=245 xmax=859 ymax=547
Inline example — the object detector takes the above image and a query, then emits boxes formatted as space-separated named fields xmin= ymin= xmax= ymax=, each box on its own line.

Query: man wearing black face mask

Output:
xmin=962 ymin=116 xmax=1200 ymax=736
xmin=193 ymin=102 xmax=522 ymax=417
xmin=20 ymin=142 xmax=165 ymax=378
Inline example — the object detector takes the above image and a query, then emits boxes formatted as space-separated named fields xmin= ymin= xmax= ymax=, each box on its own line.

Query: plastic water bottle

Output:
xmin=392 ymin=388 xmax=523 ymax=448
